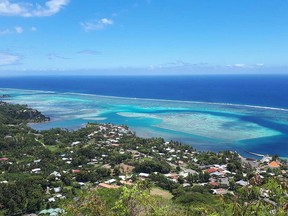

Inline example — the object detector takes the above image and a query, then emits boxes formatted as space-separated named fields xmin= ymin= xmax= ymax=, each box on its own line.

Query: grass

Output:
xmin=46 ymin=145 xmax=60 ymax=152
xmin=150 ymin=187 xmax=173 ymax=200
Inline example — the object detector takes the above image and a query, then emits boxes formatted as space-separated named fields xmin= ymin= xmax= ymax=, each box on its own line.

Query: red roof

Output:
xmin=0 ymin=158 xmax=8 ymax=161
xmin=207 ymin=168 xmax=218 ymax=174
xmin=72 ymin=169 xmax=81 ymax=173
xmin=268 ymin=161 xmax=280 ymax=168
xmin=209 ymin=181 xmax=219 ymax=187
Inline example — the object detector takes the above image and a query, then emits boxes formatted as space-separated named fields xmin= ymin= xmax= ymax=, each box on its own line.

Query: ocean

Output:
xmin=1 ymin=75 xmax=288 ymax=108
xmin=0 ymin=75 xmax=288 ymax=158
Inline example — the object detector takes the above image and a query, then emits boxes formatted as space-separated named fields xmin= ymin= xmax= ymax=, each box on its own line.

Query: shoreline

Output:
xmin=1 ymin=87 xmax=288 ymax=158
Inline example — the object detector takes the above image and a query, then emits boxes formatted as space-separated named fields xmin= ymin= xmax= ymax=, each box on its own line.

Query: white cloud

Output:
xmin=14 ymin=26 xmax=23 ymax=33
xmin=154 ymin=61 xmax=210 ymax=69
xmin=0 ymin=0 xmax=69 ymax=17
xmin=31 ymin=27 xmax=37 ymax=31
xmin=81 ymin=18 xmax=114 ymax=31
xmin=233 ymin=64 xmax=246 ymax=68
xmin=0 ymin=52 xmax=20 ymax=66
xmin=151 ymin=61 xmax=266 ymax=72
xmin=101 ymin=18 xmax=113 ymax=25
xmin=226 ymin=63 xmax=265 ymax=68
xmin=0 ymin=26 xmax=24 ymax=35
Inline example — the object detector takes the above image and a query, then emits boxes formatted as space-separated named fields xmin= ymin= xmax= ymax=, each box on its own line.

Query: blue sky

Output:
xmin=0 ymin=0 xmax=288 ymax=75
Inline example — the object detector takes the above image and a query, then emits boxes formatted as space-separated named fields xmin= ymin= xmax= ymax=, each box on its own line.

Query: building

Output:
xmin=268 ymin=161 xmax=280 ymax=168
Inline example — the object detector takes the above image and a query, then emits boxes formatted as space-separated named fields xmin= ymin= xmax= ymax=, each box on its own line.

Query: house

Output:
xmin=169 ymin=178 xmax=178 ymax=183
xmin=50 ymin=171 xmax=61 ymax=177
xmin=119 ymin=175 xmax=126 ymax=181
xmin=72 ymin=169 xmax=81 ymax=173
xmin=54 ymin=194 xmax=65 ymax=199
xmin=183 ymin=183 xmax=191 ymax=187
xmin=53 ymin=187 xmax=61 ymax=193
xmin=78 ymin=182 xmax=86 ymax=186
xmin=192 ymin=158 xmax=198 ymax=163
xmin=31 ymin=168 xmax=41 ymax=173
xmin=139 ymin=173 xmax=150 ymax=178
xmin=210 ymin=171 xmax=225 ymax=177
xmin=207 ymin=167 xmax=218 ymax=174
xmin=180 ymin=168 xmax=198 ymax=176
xmin=105 ymin=179 xmax=116 ymax=184
xmin=268 ymin=161 xmax=280 ymax=168
xmin=260 ymin=188 xmax=270 ymax=198
xmin=222 ymin=170 xmax=231 ymax=174
xmin=48 ymin=197 xmax=56 ymax=202
xmin=218 ymin=177 xmax=230 ymax=188
xmin=0 ymin=157 xmax=8 ymax=161
xmin=71 ymin=141 xmax=81 ymax=147
xmin=39 ymin=208 xmax=65 ymax=215
xmin=236 ymin=180 xmax=249 ymax=186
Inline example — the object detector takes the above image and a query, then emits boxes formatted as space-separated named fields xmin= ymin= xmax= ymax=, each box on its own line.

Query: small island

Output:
xmin=0 ymin=102 xmax=287 ymax=215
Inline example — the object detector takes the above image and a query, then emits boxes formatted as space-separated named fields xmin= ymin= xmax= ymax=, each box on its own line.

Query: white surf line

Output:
xmin=0 ymin=87 xmax=56 ymax=94
xmin=59 ymin=92 xmax=288 ymax=112
xmin=2 ymin=88 xmax=288 ymax=112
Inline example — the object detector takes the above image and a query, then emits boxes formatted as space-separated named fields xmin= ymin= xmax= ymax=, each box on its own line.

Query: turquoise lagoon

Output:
xmin=1 ymin=88 xmax=288 ymax=157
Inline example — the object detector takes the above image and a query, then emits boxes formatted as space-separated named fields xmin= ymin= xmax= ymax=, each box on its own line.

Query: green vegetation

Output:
xmin=64 ymin=183 xmax=191 ymax=216
xmin=134 ymin=158 xmax=171 ymax=174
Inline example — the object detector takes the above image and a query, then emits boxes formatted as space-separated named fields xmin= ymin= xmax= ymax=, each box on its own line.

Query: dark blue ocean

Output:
xmin=1 ymin=74 xmax=288 ymax=108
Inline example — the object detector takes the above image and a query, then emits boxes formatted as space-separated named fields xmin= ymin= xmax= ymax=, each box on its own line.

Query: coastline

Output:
xmin=1 ymin=101 xmax=287 ymax=215
xmin=1 ymin=87 xmax=288 ymax=158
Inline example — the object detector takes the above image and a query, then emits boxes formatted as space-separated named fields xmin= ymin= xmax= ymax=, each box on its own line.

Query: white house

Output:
xmin=31 ymin=168 xmax=41 ymax=174
xmin=139 ymin=173 xmax=150 ymax=178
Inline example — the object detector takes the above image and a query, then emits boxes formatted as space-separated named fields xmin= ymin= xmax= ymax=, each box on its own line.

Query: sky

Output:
xmin=1 ymin=0 xmax=288 ymax=75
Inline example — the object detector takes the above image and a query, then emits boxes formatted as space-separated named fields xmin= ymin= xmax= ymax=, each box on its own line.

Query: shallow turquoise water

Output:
xmin=1 ymin=88 xmax=288 ymax=157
